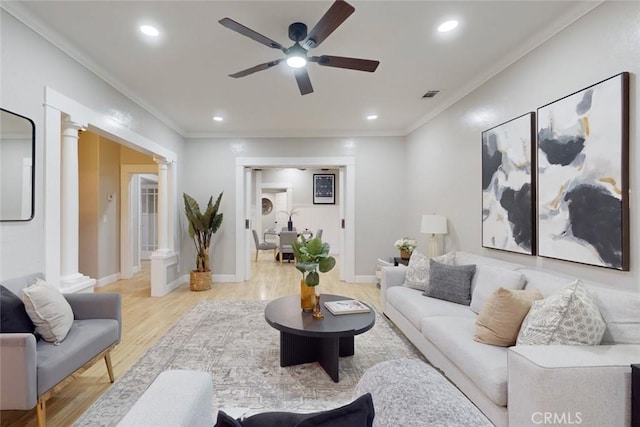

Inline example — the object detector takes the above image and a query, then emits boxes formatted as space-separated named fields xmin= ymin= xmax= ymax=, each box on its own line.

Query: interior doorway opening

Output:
xmin=236 ymin=157 xmax=355 ymax=284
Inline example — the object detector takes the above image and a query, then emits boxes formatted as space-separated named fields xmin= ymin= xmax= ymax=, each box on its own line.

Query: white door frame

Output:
xmin=235 ymin=157 xmax=355 ymax=283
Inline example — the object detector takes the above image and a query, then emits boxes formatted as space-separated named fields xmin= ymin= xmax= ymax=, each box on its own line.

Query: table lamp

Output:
xmin=421 ymin=214 xmax=448 ymax=258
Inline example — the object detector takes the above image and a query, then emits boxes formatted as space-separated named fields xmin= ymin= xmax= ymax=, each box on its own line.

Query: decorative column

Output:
xmin=154 ymin=157 xmax=170 ymax=254
xmin=59 ymin=119 xmax=95 ymax=292
xmin=150 ymin=157 xmax=178 ymax=296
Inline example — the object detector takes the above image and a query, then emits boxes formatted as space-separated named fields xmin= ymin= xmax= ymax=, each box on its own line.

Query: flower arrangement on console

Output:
xmin=395 ymin=237 xmax=417 ymax=259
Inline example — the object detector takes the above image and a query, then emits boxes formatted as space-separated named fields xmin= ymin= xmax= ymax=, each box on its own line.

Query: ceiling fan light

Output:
xmin=286 ymin=56 xmax=307 ymax=68
xmin=438 ymin=20 xmax=458 ymax=33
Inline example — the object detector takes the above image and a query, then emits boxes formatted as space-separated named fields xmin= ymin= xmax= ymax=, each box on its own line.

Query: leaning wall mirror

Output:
xmin=0 ymin=108 xmax=35 ymax=221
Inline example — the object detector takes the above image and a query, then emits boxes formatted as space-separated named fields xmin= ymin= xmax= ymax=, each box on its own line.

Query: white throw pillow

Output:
xmin=22 ymin=279 xmax=74 ymax=344
xmin=403 ymin=251 xmax=455 ymax=291
xmin=517 ymin=280 xmax=606 ymax=346
xmin=469 ymin=265 xmax=526 ymax=314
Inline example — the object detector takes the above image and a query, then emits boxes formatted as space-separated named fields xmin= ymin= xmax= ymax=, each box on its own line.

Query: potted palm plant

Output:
xmin=183 ymin=192 xmax=223 ymax=291
xmin=292 ymin=236 xmax=336 ymax=312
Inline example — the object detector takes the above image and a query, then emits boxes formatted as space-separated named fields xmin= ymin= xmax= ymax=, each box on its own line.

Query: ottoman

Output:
xmin=354 ymin=359 xmax=492 ymax=427
xmin=117 ymin=370 xmax=213 ymax=427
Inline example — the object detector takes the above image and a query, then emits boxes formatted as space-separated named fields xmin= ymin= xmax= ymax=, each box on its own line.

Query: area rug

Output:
xmin=75 ymin=300 xmax=424 ymax=426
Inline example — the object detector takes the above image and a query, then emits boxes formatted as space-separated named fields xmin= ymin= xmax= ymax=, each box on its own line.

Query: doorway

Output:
xmin=236 ymin=157 xmax=355 ymax=283
xmin=139 ymin=175 xmax=159 ymax=260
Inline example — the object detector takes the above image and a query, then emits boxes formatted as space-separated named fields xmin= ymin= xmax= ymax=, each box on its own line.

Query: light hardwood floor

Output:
xmin=1 ymin=254 xmax=380 ymax=427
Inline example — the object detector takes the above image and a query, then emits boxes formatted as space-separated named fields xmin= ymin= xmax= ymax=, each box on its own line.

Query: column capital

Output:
xmin=153 ymin=156 xmax=170 ymax=166
xmin=62 ymin=118 xmax=86 ymax=135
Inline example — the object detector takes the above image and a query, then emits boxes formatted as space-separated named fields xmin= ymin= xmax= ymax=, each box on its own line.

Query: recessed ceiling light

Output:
xmin=366 ymin=115 xmax=378 ymax=121
xmin=213 ymin=116 xmax=224 ymax=122
xmin=140 ymin=25 xmax=160 ymax=37
xmin=438 ymin=20 xmax=458 ymax=33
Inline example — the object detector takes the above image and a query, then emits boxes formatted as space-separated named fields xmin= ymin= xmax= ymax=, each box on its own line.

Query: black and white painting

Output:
xmin=482 ymin=112 xmax=535 ymax=254
xmin=537 ymin=72 xmax=629 ymax=270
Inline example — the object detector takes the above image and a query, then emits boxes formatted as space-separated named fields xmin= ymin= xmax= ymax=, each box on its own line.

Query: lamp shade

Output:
xmin=421 ymin=214 xmax=448 ymax=234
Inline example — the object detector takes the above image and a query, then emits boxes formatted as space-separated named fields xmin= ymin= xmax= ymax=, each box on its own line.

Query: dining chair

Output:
xmin=315 ymin=229 xmax=323 ymax=240
xmin=278 ymin=231 xmax=298 ymax=264
xmin=252 ymin=230 xmax=278 ymax=262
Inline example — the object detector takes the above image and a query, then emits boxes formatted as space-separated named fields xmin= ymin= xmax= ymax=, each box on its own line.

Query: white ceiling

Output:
xmin=6 ymin=1 xmax=598 ymax=138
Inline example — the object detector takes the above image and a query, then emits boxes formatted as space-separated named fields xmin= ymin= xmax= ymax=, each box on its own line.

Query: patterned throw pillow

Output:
xmin=403 ymin=252 xmax=455 ymax=291
xmin=424 ymin=259 xmax=476 ymax=305
xmin=517 ymin=280 xmax=606 ymax=346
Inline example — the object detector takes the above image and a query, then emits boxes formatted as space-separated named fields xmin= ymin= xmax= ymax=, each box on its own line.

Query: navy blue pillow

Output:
xmin=215 ymin=393 xmax=374 ymax=427
xmin=0 ymin=285 xmax=37 ymax=336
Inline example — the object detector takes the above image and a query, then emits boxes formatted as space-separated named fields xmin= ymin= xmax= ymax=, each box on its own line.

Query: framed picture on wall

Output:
xmin=537 ymin=72 xmax=629 ymax=270
xmin=313 ymin=174 xmax=335 ymax=204
xmin=481 ymin=112 xmax=536 ymax=255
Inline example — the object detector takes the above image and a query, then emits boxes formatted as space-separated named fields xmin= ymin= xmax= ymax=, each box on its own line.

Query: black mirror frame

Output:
xmin=0 ymin=107 xmax=36 ymax=222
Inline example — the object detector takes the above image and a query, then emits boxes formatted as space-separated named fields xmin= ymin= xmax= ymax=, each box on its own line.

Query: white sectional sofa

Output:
xmin=381 ymin=251 xmax=640 ymax=427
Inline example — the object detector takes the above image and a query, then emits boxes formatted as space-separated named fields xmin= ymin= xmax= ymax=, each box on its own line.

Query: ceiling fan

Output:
xmin=219 ymin=0 xmax=380 ymax=95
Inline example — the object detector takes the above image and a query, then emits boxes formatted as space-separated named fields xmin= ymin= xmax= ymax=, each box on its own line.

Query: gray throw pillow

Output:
xmin=424 ymin=260 xmax=476 ymax=305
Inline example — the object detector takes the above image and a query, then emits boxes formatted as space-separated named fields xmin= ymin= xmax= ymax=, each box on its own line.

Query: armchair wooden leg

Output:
xmin=255 ymin=251 xmax=259 ymax=262
xmin=36 ymin=398 xmax=46 ymax=427
xmin=104 ymin=352 xmax=115 ymax=383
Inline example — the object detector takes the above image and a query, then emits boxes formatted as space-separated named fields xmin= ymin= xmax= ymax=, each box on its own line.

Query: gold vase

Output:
xmin=400 ymin=249 xmax=411 ymax=260
xmin=300 ymin=279 xmax=316 ymax=312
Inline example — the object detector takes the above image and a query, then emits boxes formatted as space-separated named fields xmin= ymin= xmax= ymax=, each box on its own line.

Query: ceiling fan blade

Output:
xmin=311 ymin=55 xmax=379 ymax=72
xmin=219 ymin=18 xmax=285 ymax=51
xmin=294 ymin=68 xmax=314 ymax=95
xmin=304 ymin=0 xmax=355 ymax=49
xmin=229 ymin=59 xmax=283 ymax=78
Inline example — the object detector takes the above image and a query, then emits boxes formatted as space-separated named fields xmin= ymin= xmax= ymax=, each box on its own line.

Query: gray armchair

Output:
xmin=0 ymin=273 xmax=121 ymax=427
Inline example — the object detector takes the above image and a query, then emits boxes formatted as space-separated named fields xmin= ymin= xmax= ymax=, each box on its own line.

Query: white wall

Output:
xmin=406 ymin=1 xmax=640 ymax=293
xmin=0 ymin=10 xmax=184 ymax=281
xmin=182 ymin=137 xmax=406 ymax=278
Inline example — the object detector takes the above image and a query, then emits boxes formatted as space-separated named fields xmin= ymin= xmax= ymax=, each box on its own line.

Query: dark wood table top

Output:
xmin=265 ymin=294 xmax=375 ymax=338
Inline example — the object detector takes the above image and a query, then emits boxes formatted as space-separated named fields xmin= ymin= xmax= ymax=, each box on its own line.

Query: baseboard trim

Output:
xmin=168 ymin=275 xmax=189 ymax=293
xmin=354 ymin=275 xmax=376 ymax=284
xmin=96 ymin=273 xmax=121 ymax=287
xmin=213 ymin=274 xmax=239 ymax=283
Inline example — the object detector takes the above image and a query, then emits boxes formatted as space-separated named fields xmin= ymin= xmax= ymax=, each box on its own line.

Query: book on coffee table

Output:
xmin=324 ymin=299 xmax=371 ymax=315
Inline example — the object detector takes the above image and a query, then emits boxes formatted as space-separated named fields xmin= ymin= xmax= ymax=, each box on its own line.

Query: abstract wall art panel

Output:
xmin=537 ymin=72 xmax=629 ymax=270
xmin=482 ymin=112 xmax=536 ymax=255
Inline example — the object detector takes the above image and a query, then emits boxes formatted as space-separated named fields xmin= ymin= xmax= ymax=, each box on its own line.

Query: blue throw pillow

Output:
xmin=0 ymin=285 xmax=37 ymax=337
xmin=214 ymin=393 xmax=374 ymax=427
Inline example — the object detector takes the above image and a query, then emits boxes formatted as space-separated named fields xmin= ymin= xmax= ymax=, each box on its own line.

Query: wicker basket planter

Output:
xmin=190 ymin=271 xmax=212 ymax=291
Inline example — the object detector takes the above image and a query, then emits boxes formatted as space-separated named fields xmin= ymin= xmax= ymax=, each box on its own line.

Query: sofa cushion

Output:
xmin=584 ymin=286 xmax=640 ymax=345
xmin=469 ymin=265 xmax=526 ymax=314
xmin=475 ymin=288 xmax=543 ymax=346
xmin=37 ymin=318 xmax=119 ymax=394
xmin=386 ymin=287 xmax=476 ymax=330
xmin=1 ymin=285 xmax=37 ymax=336
xmin=421 ymin=316 xmax=509 ymax=406
xmin=517 ymin=280 xmax=606 ymax=346
xmin=22 ymin=279 xmax=74 ymax=344
xmin=517 ymin=268 xmax=573 ymax=297
xmin=424 ymin=260 xmax=476 ymax=305
xmin=403 ymin=251 xmax=455 ymax=291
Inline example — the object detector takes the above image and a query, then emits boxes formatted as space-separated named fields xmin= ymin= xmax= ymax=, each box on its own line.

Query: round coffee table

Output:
xmin=265 ymin=294 xmax=375 ymax=382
